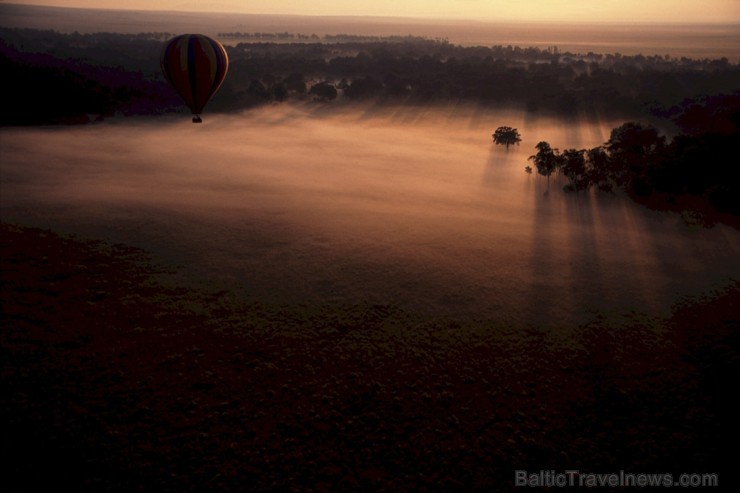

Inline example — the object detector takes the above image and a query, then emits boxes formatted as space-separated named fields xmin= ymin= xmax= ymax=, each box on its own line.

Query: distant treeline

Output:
xmin=1 ymin=27 xmax=739 ymax=124
xmin=221 ymin=40 xmax=736 ymax=115
xmin=219 ymin=32 xmax=443 ymax=44
xmin=220 ymin=31 xmax=320 ymax=41
xmin=0 ymin=29 xmax=178 ymax=124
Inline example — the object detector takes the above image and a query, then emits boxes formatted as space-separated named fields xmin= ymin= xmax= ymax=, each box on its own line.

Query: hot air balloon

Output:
xmin=160 ymin=34 xmax=229 ymax=123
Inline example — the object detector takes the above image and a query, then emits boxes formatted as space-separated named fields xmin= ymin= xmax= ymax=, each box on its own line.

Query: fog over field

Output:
xmin=2 ymin=104 xmax=738 ymax=326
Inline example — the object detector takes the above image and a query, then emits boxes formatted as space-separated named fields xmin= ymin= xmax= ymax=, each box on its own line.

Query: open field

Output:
xmin=2 ymin=219 xmax=737 ymax=491
xmin=2 ymin=104 xmax=738 ymax=326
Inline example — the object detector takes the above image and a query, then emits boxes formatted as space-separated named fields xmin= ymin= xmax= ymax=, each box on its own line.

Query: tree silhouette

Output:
xmin=308 ymin=81 xmax=338 ymax=101
xmin=561 ymin=148 xmax=589 ymax=192
xmin=605 ymin=122 xmax=665 ymax=194
xmin=492 ymin=126 xmax=522 ymax=149
xmin=345 ymin=76 xmax=383 ymax=99
xmin=583 ymin=146 xmax=615 ymax=192
xmin=528 ymin=141 xmax=562 ymax=188
xmin=283 ymin=73 xmax=307 ymax=94
xmin=606 ymin=122 xmax=664 ymax=159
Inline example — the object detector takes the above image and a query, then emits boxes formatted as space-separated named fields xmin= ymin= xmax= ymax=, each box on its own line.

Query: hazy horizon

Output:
xmin=3 ymin=3 xmax=739 ymax=61
xmin=6 ymin=0 xmax=740 ymax=23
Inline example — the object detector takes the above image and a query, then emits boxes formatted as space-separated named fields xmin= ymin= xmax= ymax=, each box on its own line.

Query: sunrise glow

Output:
xmin=8 ymin=0 xmax=740 ymax=23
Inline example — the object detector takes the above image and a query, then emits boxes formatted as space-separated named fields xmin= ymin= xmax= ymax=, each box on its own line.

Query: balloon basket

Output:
xmin=192 ymin=115 xmax=203 ymax=123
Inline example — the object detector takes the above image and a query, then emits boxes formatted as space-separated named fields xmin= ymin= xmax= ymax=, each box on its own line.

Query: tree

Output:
xmin=284 ymin=73 xmax=307 ymax=94
xmin=309 ymin=81 xmax=337 ymax=101
xmin=606 ymin=122 xmax=664 ymax=158
xmin=606 ymin=122 xmax=665 ymax=194
xmin=528 ymin=141 xmax=561 ymax=187
xmin=272 ymin=83 xmax=289 ymax=102
xmin=586 ymin=146 xmax=614 ymax=192
xmin=247 ymin=79 xmax=270 ymax=101
xmin=345 ymin=76 xmax=383 ymax=99
xmin=561 ymin=148 xmax=589 ymax=191
xmin=492 ymin=126 xmax=522 ymax=149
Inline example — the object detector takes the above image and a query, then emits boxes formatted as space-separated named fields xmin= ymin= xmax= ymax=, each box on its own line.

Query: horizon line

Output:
xmin=2 ymin=2 xmax=740 ymax=26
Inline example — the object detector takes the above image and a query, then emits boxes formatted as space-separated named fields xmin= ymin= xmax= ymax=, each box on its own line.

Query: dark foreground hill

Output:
xmin=2 ymin=222 xmax=737 ymax=491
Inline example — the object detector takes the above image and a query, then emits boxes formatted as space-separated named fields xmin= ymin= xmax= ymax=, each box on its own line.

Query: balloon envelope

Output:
xmin=160 ymin=34 xmax=228 ymax=121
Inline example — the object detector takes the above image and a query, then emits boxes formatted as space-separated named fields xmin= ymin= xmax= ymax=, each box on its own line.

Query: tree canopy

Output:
xmin=528 ymin=141 xmax=561 ymax=184
xmin=492 ymin=126 xmax=522 ymax=149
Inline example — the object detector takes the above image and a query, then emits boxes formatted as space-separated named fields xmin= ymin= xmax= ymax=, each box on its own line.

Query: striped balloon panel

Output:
xmin=160 ymin=34 xmax=229 ymax=115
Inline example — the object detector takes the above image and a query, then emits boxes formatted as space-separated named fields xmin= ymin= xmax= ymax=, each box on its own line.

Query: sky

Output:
xmin=6 ymin=0 xmax=740 ymax=23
